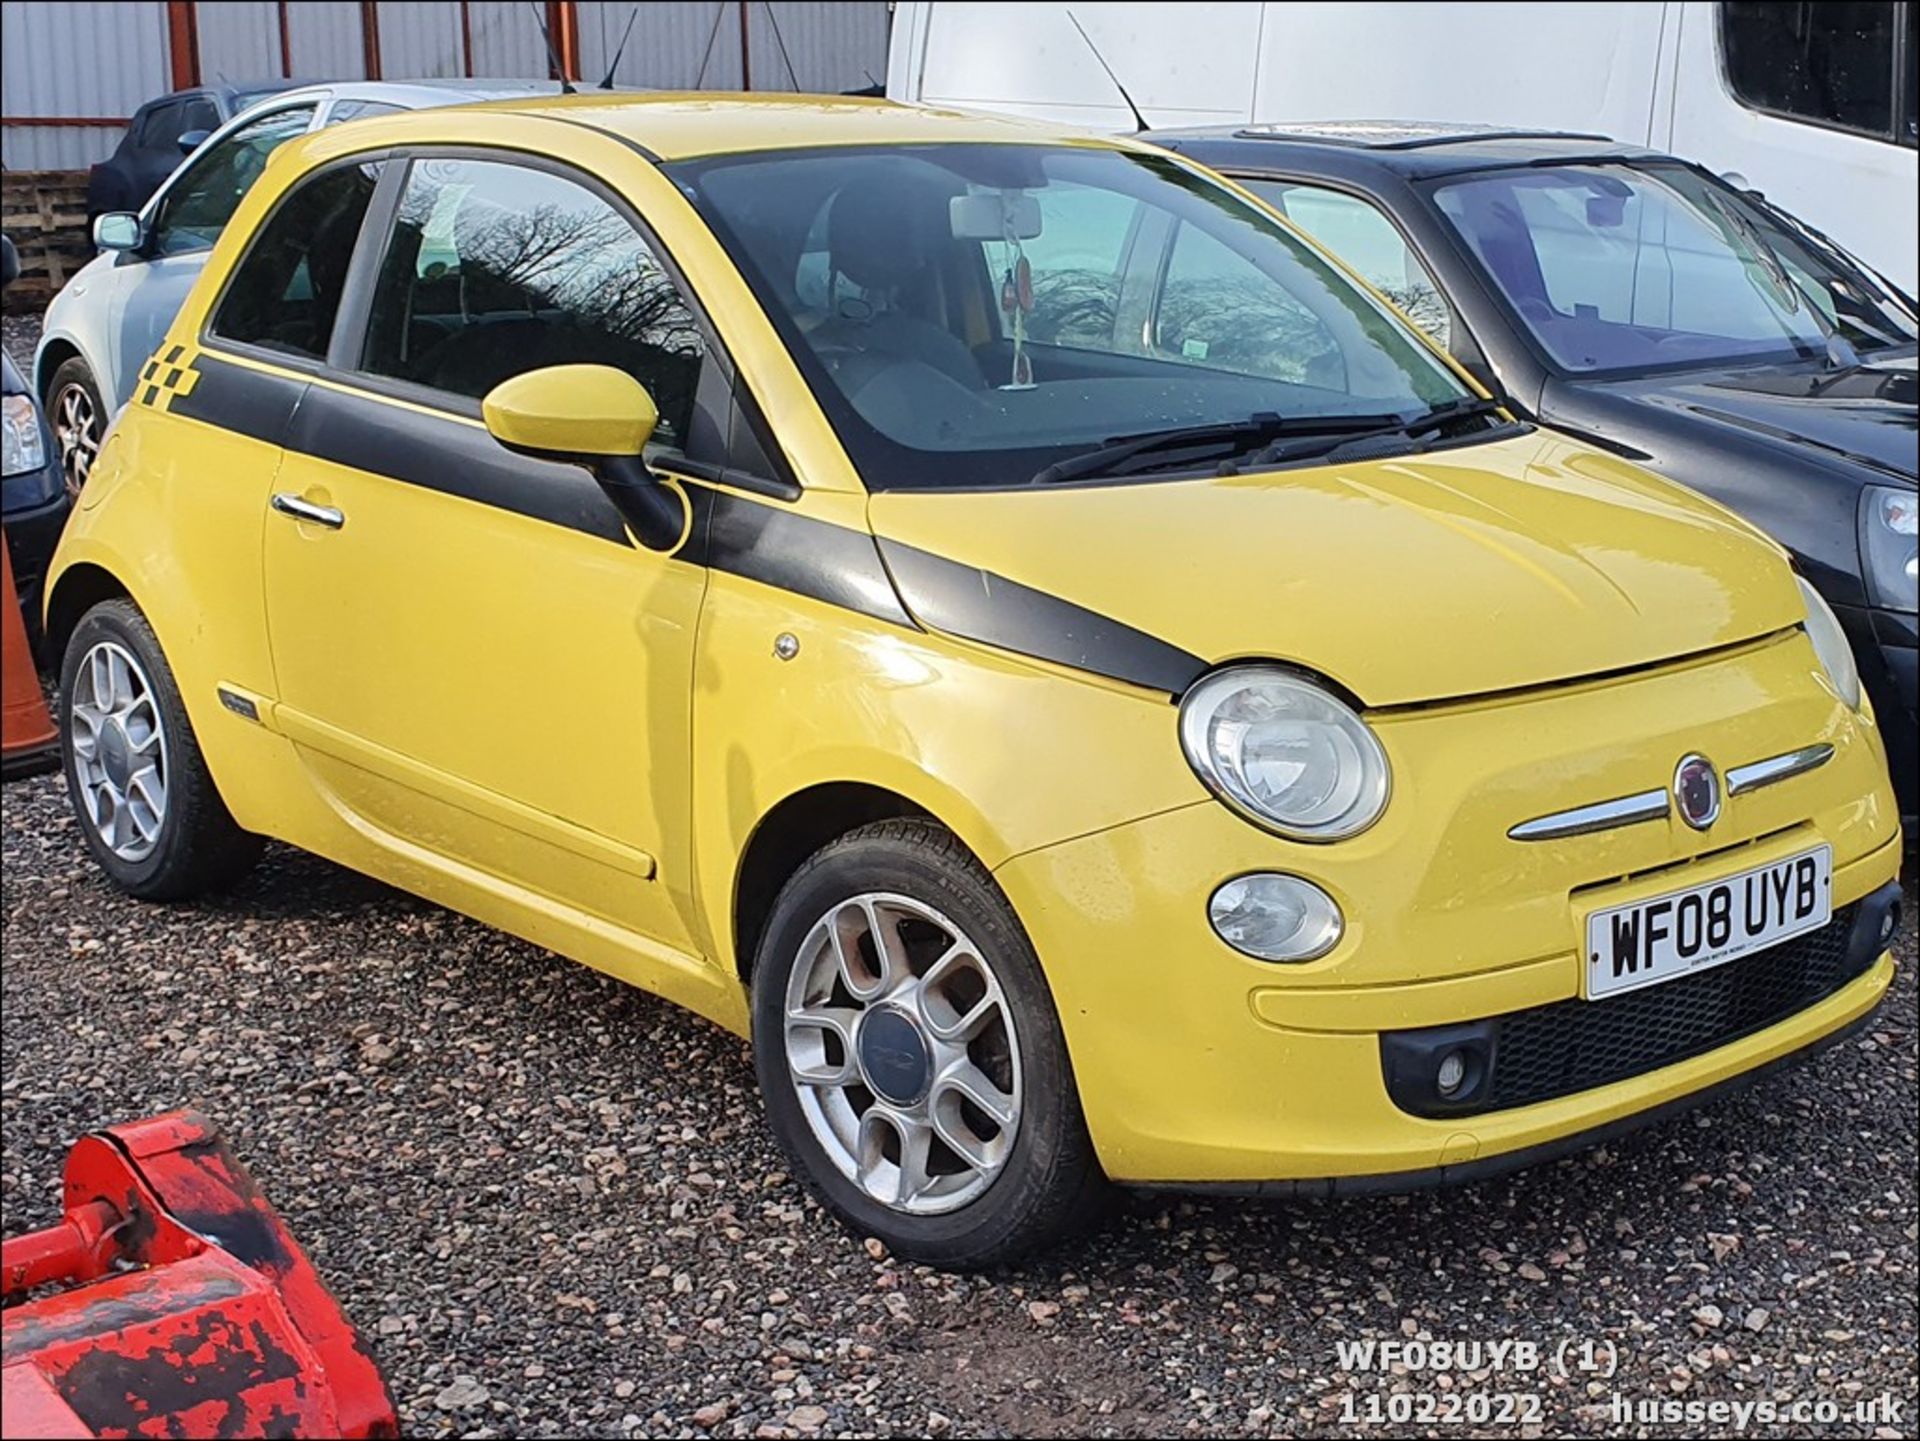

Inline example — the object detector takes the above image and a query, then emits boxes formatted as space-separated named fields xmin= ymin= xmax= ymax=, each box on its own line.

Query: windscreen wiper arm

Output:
xmin=1222 ymin=396 xmax=1506 ymax=475
xmin=1031 ymin=409 xmax=1426 ymax=486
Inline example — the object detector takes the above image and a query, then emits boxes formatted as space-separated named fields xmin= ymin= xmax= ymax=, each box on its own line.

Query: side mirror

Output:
xmin=482 ymin=364 xmax=685 ymax=552
xmin=0 ymin=234 xmax=18 ymax=288
xmin=177 ymin=129 xmax=211 ymax=155
xmin=93 ymin=212 xmax=142 ymax=253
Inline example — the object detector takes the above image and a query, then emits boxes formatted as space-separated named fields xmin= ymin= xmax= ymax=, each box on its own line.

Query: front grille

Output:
xmin=1482 ymin=905 xmax=1863 ymax=1112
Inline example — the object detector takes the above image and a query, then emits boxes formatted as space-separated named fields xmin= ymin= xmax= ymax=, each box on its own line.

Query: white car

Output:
xmin=34 ymin=79 xmax=563 ymax=495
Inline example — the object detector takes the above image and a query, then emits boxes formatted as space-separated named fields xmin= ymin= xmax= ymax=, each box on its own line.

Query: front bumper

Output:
xmin=995 ymin=629 xmax=1903 ymax=1186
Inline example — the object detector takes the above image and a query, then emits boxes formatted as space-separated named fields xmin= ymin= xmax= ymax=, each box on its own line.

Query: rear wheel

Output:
xmin=47 ymin=357 xmax=105 ymax=499
xmin=752 ymin=819 xmax=1105 ymax=1268
xmin=60 ymin=599 xmax=261 ymax=899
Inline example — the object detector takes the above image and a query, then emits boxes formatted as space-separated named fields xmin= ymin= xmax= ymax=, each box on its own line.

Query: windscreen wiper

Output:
xmin=1031 ymin=409 xmax=1429 ymax=486
xmin=1219 ymin=396 xmax=1506 ymax=476
xmin=1703 ymin=189 xmax=1860 ymax=371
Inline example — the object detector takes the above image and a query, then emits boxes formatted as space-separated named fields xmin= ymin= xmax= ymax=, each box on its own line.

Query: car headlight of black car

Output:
xmin=0 ymin=392 xmax=48 ymax=480
xmin=1858 ymin=486 xmax=1917 ymax=614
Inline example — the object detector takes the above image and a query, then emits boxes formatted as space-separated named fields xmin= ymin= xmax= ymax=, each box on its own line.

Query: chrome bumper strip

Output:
xmin=1508 ymin=788 xmax=1670 ymax=842
xmin=1726 ymin=743 xmax=1835 ymax=796
xmin=1509 ymin=741 xmax=1837 ymax=842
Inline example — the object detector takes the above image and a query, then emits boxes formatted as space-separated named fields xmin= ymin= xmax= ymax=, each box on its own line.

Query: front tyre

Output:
xmin=47 ymin=357 xmax=106 ymax=499
xmin=752 ymin=819 xmax=1105 ymax=1268
xmin=60 ymin=599 xmax=261 ymax=900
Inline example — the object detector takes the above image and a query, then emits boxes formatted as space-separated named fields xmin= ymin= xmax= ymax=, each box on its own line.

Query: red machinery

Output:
xmin=2 ymin=1112 xmax=398 ymax=1438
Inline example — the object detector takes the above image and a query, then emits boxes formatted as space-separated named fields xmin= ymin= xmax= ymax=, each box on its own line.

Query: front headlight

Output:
xmin=1797 ymin=574 xmax=1862 ymax=710
xmin=1179 ymin=667 xmax=1391 ymax=840
xmin=1858 ymin=486 xmax=1917 ymax=613
xmin=1 ymin=393 xmax=48 ymax=478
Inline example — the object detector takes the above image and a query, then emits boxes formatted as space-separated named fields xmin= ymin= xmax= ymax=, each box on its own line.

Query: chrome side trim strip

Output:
xmin=1726 ymin=743 xmax=1835 ymax=796
xmin=1508 ymin=788 xmax=1671 ymax=842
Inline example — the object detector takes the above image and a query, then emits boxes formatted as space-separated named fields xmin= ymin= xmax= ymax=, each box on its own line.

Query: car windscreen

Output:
xmin=669 ymin=143 xmax=1469 ymax=490
xmin=1431 ymin=162 xmax=1917 ymax=375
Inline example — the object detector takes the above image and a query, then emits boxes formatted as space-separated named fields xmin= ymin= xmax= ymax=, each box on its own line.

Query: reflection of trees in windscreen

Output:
xmin=1028 ymin=268 xmax=1120 ymax=347
xmin=1159 ymin=276 xmax=1334 ymax=382
xmin=461 ymin=203 xmax=701 ymax=354
xmin=1377 ymin=284 xmax=1449 ymax=345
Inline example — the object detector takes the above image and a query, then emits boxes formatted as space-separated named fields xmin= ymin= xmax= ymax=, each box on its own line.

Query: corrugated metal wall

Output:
xmin=196 ymin=2 xmax=284 ymax=88
xmin=2 ymin=0 xmax=170 ymax=170
xmin=377 ymin=2 xmax=464 ymax=80
xmin=578 ymin=1 xmax=741 ymax=90
xmin=3 ymin=1 xmax=893 ymax=170
xmin=288 ymin=1 xmax=370 ymax=81
xmin=574 ymin=2 xmax=889 ymax=92
xmin=466 ymin=1 xmax=551 ymax=77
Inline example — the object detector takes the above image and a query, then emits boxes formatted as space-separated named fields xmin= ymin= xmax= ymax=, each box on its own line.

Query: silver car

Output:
xmin=34 ymin=78 xmax=563 ymax=494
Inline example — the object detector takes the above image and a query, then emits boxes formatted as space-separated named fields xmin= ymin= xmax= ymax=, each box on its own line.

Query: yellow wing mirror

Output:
xmin=482 ymin=364 xmax=684 ymax=552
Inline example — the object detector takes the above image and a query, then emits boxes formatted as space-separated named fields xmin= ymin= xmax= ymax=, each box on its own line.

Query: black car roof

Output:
xmin=1152 ymin=121 xmax=1664 ymax=181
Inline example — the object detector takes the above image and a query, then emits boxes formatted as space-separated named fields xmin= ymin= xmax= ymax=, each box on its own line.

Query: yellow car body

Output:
xmin=46 ymin=96 xmax=1901 ymax=1231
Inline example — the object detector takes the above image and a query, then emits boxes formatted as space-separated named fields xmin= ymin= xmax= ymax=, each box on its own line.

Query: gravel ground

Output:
xmin=4 ymin=315 xmax=1917 ymax=1438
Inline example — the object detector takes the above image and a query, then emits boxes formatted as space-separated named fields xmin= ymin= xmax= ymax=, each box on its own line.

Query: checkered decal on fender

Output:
xmin=136 ymin=345 xmax=201 ymax=411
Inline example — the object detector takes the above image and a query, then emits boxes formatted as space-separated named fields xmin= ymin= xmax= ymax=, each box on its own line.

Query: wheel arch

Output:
xmin=731 ymin=781 xmax=939 ymax=983
xmin=35 ymin=335 xmax=83 ymax=401
xmin=43 ymin=561 xmax=133 ymax=664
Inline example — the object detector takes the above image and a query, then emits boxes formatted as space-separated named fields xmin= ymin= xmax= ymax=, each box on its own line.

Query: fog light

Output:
xmin=1436 ymin=1049 xmax=1467 ymax=1097
xmin=1208 ymin=874 xmax=1343 ymax=962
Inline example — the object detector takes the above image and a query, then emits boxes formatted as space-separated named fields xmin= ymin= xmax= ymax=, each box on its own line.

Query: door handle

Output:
xmin=271 ymin=493 xmax=345 ymax=529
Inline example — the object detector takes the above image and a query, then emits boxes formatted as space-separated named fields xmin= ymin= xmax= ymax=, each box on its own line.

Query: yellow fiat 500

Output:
xmin=45 ymin=95 xmax=1902 ymax=1266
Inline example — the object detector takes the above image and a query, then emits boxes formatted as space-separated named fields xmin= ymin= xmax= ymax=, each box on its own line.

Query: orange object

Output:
xmin=2 ymin=529 xmax=58 ymax=778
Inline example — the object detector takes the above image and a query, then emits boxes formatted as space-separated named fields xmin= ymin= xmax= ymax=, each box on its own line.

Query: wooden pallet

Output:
xmin=2 ymin=170 xmax=92 ymax=309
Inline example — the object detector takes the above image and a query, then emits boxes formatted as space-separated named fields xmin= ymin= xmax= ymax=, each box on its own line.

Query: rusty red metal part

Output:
xmin=2 ymin=1112 xmax=398 ymax=1439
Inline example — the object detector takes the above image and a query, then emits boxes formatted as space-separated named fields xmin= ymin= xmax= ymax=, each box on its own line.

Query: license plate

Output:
xmin=1583 ymin=845 xmax=1832 ymax=1001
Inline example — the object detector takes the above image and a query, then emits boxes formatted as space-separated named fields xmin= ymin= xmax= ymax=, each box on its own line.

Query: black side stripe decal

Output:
xmin=174 ymin=354 xmax=1202 ymax=693
xmin=687 ymin=486 xmax=915 ymax=629
xmin=878 ymin=539 xmax=1207 ymax=697
xmin=169 ymin=355 xmax=306 ymax=445
xmin=285 ymin=381 xmax=634 ymax=547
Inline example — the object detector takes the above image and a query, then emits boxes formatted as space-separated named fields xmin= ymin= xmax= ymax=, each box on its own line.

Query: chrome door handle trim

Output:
xmin=271 ymin=493 xmax=345 ymax=529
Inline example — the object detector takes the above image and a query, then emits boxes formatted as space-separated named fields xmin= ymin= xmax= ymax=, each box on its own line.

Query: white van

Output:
xmin=887 ymin=1 xmax=1919 ymax=291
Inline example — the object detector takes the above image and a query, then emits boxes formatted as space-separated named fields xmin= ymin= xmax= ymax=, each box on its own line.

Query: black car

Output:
xmin=2 ymin=237 xmax=69 ymax=650
xmin=86 ymin=81 xmax=297 ymax=223
xmin=1157 ymin=122 xmax=1920 ymax=818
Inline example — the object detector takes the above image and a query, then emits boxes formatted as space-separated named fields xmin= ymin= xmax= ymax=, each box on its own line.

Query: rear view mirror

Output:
xmin=482 ymin=363 xmax=686 ymax=552
xmin=951 ymin=191 xmax=1042 ymax=241
xmin=1586 ymin=196 xmax=1626 ymax=227
xmin=177 ymin=129 xmax=211 ymax=155
xmin=0 ymin=234 xmax=17 ymax=288
xmin=93 ymin=213 xmax=141 ymax=253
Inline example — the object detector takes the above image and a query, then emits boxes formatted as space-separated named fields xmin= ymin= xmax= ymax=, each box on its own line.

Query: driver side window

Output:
xmin=149 ymin=105 xmax=318 ymax=257
xmin=356 ymin=156 xmax=711 ymax=450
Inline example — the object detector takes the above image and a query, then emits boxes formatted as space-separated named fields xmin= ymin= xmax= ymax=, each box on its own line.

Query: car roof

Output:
xmin=386 ymin=91 xmax=1140 ymax=160
xmin=1150 ymin=120 xmax=1663 ymax=180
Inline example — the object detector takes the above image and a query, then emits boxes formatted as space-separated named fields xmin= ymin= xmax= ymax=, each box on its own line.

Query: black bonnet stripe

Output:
xmin=685 ymin=486 xmax=915 ymax=629
xmin=877 ymin=539 xmax=1206 ymax=697
xmin=173 ymin=353 xmax=1200 ymax=694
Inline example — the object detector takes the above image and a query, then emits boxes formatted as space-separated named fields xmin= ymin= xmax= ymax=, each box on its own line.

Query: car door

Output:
xmin=104 ymin=103 xmax=320 ymax=410
xmin=255 ymin=150 xmax=719 ymax=955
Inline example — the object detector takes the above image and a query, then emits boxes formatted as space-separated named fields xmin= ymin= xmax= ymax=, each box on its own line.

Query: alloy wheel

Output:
xmin=68 ymin=640 xmax=169 ymax=862
xmin=54 ymin=382 xmax=100 ymax=496
xmin=783 ymin=893 xmax=1023 ymax=1215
